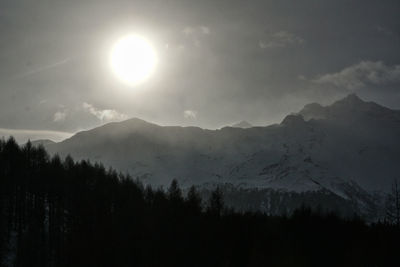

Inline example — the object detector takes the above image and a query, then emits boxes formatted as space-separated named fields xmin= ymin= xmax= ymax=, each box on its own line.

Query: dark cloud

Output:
xmin=312 ymin=61 xmax=400 ymax=90
xmin=259 ymin=31 xmax=305 ymax=49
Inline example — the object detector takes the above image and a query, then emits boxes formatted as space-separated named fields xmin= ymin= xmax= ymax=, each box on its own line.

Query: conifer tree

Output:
xmin=207 ymin=187 xmax=224 ymax=216
xmin=385 ymin=179 xmax=400 ymax=226
xmin=186 ymin=186 xmax=202 ymax=213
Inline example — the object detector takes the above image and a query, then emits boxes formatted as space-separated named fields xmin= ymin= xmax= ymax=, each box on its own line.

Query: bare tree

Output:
xmin=385 ymin=179 xmax=400 ymax=226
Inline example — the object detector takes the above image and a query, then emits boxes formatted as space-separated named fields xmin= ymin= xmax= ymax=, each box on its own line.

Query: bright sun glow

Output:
xmin=110 ymin=35 xmax=157 ymax=85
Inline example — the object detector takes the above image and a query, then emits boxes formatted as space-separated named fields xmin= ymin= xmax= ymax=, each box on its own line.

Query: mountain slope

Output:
xmin=30 ymin=139 xmax=55 ymax=146
xmin=231 ymin=121 xmax=253 ymax=128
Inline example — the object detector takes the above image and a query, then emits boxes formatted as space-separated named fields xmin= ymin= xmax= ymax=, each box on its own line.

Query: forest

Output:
xmin=0 ymin=137 xmax=399 ymax=267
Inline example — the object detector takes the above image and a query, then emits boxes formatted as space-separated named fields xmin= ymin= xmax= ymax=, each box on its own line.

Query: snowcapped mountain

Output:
xmin=43 ymin=94 xmax=400 ymax=214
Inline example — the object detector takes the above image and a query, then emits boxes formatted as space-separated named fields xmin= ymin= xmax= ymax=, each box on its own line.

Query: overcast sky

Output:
xmin=1 ymin=0 xmax=399 ymax=142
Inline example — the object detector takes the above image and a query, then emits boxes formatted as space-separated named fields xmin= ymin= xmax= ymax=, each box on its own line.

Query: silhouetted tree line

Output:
xmin=198 ymin=186 xmax=364 ymax=218
xmin=0 ymin=137 xmax=399 ymax=267
xmin=385 ymin=179 xmax=400 ymax=226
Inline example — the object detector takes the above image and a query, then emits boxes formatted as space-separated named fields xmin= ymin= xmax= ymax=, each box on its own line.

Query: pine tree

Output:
xmin=168 ymin=179 xmax=183 ymax=203
xmin=207 ymin=187 xmax=224 ymax=217
xmin=186 ymin=186 xmax=202 ymax=213
xmin=385 ymin=179 xmax=400 ymax=226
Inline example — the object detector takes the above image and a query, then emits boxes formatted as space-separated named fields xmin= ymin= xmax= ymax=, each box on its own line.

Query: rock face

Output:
xmin=44 ymin=95 xmax=400 ymax=205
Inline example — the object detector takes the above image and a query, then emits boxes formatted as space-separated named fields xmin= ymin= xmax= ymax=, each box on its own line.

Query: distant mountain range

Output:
xmin=40 ymin=94 xmax=400 ymax=218
xmin=31 ymin=139 xmax=56 ymax=146
xmin=231 ymin=121 xmax=253 ymax=128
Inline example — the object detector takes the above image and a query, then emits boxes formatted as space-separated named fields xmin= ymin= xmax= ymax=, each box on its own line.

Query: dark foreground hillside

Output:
xmin=0 ymin=138 xmax=399 ymax=267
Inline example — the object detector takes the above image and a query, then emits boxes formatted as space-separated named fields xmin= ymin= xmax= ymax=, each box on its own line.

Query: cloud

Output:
xmin=199 ymin=26 xmax=210 ymax=35
xmin=182 ymin=26 xmax=210 ymax=47
xmin=182 ymin=26 xmax=210 ymax=36
xmin=183 ymin=110 xmax=197 ymax=120
xmin=0 ymin=128 xmax=72 ymax=144
xmin=297 ymin=75 xmax=307 ymax=81
xmin=374 ymin=26 xmax=397 ymax=37
xmin=312 ymin=61 xmax=400 ymax=90
xmin=83 ymin=102 xmax=128 ymax=122
xmin=13 ymin=58 xmax=70 ymax=79
xmin=182 ymin=26 xmax=195 ymax=36
xmin=259 ymin=31 xmax=305 ymax=49
xmin=53 ymin=110 xmax=67 ymax=122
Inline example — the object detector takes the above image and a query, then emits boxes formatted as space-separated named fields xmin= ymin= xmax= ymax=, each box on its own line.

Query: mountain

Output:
xmin=299 ymin=94 xmax=400 ymax=123
xmin=231 ymin=121 xmax=253 ymax=128
xmin=30 ymin=139 xmax=55 ymax=146
xmin=43 ymin=94 xmax=400 ymax=217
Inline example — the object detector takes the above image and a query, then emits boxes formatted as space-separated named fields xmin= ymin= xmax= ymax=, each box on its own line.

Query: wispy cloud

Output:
xmin=13 ymin=58 xmax=70 ymax=79
xmin=183 ymin=110 xmax=197 ymax=120
xmin=182 ymin=26 xmax=210 ymax=47
xmin=374 ymin=25 xmax=398 ymax=37
xmin=183 ymin=26 xmax=210 ymax=36
xmin=259 ymin=31 xmax=305 ymax=49
xmin=53 ymin=110 xmax=67 ymax=122
xmin=0 ymin=128 xmax=72 ymax=144
xmin=312 ymin=61 xmax=400 ymax=90
xmin=83 ymin=102 xmax=128 ymax=122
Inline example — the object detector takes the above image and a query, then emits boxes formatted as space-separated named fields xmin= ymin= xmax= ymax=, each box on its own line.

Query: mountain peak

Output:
xmin=231 ymin=121 xmax=253 ymax=128
xmin=100 ymin=117 xmax=160 ymax=129
xmin=345 ymin=93 xmax=362 ymax=100
xmin=67 ymin=117 xmax=160 ymax=142
xmin=335 ymin=93 xmax=365 ymax=105
xmin=299 ymin=94 xmax=367 ymax=121
xmin=299 ymin=103 xmax=325 ymax=120
xmin=298 ymin=94 xmax=399 ymax=123
xmin=281 ymin=114 xmax=305 ymax=126
xmin=329 ymin=94 xmax=383 ymax=113
xmin=122 ymin=117 xmax=155 ymax=125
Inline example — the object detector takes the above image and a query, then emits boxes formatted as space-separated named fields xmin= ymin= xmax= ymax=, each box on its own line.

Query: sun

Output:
xmin=110 ymin=35 xmax=157 ymax=85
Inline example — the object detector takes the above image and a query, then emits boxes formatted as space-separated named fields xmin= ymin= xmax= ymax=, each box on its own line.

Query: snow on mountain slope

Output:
xmin=44 ymin=95 xmax=400 ymax=199
xmin=297 ymin=94 xmax=400 ymax=192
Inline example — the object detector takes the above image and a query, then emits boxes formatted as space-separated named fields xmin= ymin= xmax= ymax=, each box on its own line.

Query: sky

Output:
xmin=0 ymin=0 xmax=399 ymax=142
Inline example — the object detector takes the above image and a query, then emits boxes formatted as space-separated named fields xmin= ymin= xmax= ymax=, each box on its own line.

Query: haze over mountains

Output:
xmin=231 ymin=121 xmax=253 ymax=128
xmin=40 ymin=94 xmax=399 ymax=202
